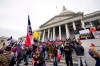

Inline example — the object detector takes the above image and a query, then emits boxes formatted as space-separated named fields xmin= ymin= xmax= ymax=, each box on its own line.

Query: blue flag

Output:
xmin=7 ymin=36 xmax=13 ymax=46
xmin=27 ymin=15 xmax=33 ymax=36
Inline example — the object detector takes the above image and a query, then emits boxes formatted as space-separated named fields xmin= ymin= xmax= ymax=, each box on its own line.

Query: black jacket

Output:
xmin=64 ymin=45 xmax=73 ymax=56
xmin=74 ymin=45 xmax=84 ymax=56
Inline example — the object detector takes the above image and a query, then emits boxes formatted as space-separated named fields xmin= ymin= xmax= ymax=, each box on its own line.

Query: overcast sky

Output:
xmin=0 ymin=0 xmax=100 ymax=40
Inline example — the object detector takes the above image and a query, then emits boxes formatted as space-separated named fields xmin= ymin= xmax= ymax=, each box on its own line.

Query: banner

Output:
xmin=93 ymin=31 xmax=100 ymax=39
xmin=79 ymin=29 xmax=90 ymax=35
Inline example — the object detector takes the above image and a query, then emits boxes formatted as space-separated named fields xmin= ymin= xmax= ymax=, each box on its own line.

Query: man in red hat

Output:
xmin=89 ymin=43 xmax=100 ymax=66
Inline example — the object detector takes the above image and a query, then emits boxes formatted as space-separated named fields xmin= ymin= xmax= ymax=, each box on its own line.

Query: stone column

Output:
xmin=41 ymin=31 xmax=43 ymax=42
xmin=72 ymin=22 xmax=76 ymax=30
xmin=38 ymin=31 xmax=41 ymax=41
xmin=65 ymin=24 xmax=70 ymax=39
xmin=81 ymin=20 xmax=85 ymax=29
xmin=99 ymin=19 xmax=100 ymax=23
xmin=90 ymin=22 xmax=93 ymax=27
xmin=42 ymin=30 xmax=45 ymax=42
xmin=50 ymin=31 xmax=53 ymax=41
xmin=59 ymin=25 xmax=61 ymax=40
xmin=53 ymin=27 xmax=55 ymax=41
xmin=48 ymin=29 xmax=50 ymax=39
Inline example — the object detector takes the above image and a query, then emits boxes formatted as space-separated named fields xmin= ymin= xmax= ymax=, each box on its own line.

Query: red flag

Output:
xmin=24 ymin=33 xmax=31 ymax=47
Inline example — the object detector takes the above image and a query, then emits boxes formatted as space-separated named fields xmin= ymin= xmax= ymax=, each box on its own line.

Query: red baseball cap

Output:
xmin=91 ymin=43 xmax=95 ymax=47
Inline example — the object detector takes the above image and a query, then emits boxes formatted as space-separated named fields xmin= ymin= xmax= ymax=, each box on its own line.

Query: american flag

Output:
xmin=24 ymin=15 xmax=33 ymax=47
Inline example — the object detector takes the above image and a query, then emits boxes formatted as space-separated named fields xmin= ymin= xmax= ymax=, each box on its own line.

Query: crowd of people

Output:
xmin=0 ymin=38 xmax=100 ymax=66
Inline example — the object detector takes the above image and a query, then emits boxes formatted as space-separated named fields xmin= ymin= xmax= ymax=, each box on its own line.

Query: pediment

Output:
xmin=40 ymin=15 xmax=75 ymax=28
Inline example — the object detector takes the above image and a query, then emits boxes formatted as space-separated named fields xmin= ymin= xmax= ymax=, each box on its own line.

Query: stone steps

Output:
xmin=46 ymin=53 xmax=78 ymax=66
xmin=15 ymin=52 xmax=78 ymax=66
xmin=46 ymin=60 xmax=78 ymax=66
xmin=15 ymin=56 xmax=78 ymax=66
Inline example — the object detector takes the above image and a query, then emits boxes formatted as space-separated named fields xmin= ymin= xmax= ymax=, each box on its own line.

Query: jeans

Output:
xmin=61 ymin=50 xmax=64 ymax=57
xmin=45 ymin=51 xmax=48 ymax=59
xmin=53 ymin=55 xmax=58 ymax=66
xmin=25 ymin=54 xmax=29 ymax=65
xmin=29 ymin=52 xmax=33 ymax=58
xmin=77 ymin=56 xmax=86 ymax=66
xmin=16 ymin=58 xmax=21 ymax=66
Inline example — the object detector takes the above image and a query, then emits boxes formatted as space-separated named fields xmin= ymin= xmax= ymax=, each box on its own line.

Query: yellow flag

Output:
xmin=93 ymin=27 xmax=96 ymax=30
xmin=33 ymin=31 xmax=39 ymax=39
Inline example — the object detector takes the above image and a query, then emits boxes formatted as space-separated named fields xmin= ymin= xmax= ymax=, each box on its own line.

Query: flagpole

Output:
xmin=56 ymin=6 xmax=58 ymax=15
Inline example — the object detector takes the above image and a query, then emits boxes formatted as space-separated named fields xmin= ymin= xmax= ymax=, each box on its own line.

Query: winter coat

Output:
xmin=0 ymin=52 xmax=13 ymax=66
xmin=74 ymin=45 xmax=84 ymax=56
xmin=64 ymin=45 xmax=73 ymax=56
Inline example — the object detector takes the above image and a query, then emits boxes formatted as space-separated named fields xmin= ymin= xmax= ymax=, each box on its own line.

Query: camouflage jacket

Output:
xmin=0 ymin=53 xmax=13 ymax=66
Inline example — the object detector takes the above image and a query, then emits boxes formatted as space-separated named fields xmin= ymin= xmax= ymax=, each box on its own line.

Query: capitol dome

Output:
xmin=59 ymin=6 xmax=75 ymax=16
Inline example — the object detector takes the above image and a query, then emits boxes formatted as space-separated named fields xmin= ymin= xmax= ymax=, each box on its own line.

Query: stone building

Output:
xmin=36 ymin=6 xmax=100 ymax=42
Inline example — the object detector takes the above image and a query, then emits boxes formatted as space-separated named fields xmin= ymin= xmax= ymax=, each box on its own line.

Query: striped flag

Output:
xmin=24 ymin=15 xmax=33 ymax=47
